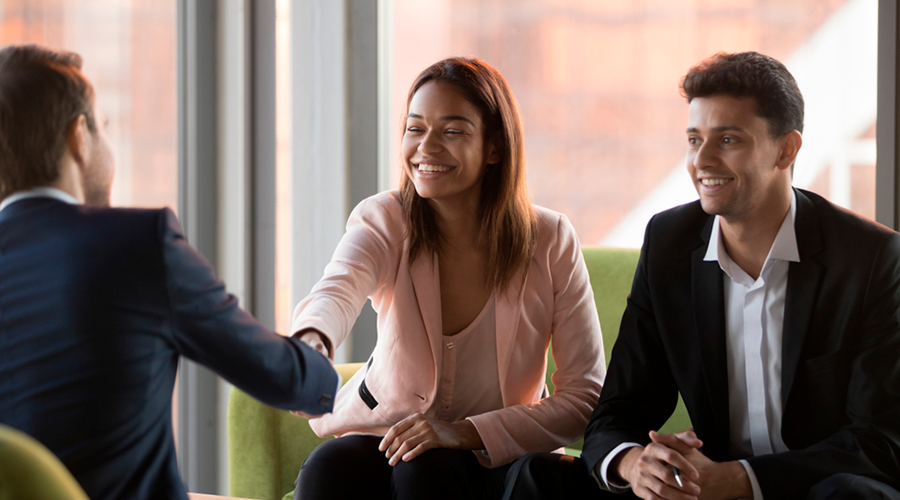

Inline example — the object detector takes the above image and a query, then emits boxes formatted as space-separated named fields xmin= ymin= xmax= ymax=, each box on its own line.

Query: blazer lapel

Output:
xmin=408 ymin=251 xmax=444 ymax=383
xmin=692 ymin=216 xmax=731 ymax=441
xmin=408 ymin=252 xmax=526 ymax=398
xmin=496 ymin=269 xmax=526 ymax=390
xmin=781 ymin=189 xmax=824 ymax=407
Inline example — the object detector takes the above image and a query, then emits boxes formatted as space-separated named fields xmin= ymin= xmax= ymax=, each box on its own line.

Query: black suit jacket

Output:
xmin=0 ymin=197 xmax=338 ymax=500
xmin=582 ymin=189 xmax=900 ymax=498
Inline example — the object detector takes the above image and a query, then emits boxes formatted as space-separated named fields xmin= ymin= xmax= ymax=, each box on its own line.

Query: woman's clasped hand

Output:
xmin=378 ymin=413 xmax=484 ymax=466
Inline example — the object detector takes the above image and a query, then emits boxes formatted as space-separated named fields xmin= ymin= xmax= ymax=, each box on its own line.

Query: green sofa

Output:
xmin=228 ymin=247 xmax=691 ymax=500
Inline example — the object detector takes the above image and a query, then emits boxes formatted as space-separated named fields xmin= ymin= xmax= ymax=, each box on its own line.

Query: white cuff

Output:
xmin=591 ymin=442 xmax=642 ymax=492
xmin=738 ymin=459 xmax=763 ymax=500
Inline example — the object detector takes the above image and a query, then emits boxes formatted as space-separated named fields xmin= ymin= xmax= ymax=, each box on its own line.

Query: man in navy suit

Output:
xmin=0 ymin=44 xmax=338 ymax=499
xmin=505 ymin=53 xmax=900 ymax=500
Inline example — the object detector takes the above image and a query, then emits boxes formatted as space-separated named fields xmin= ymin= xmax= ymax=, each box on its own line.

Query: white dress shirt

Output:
xmin=0 ymin=187 xmax=78 ymax=213
xmin=596 ymin=193 xmax=798 ymax=500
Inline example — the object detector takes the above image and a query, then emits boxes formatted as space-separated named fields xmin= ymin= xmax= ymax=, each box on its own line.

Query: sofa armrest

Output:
xmin=228 ymin=363 xmax=365 ymax=500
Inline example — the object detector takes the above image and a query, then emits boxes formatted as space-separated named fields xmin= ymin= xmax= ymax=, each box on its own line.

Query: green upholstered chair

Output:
xmin=228 ymin=362 xmax=365 ymax=500
xmin=555 ymin=248 xmax=692 ymax=454
xmin=0 ymin=424 xmax=90 ymax=500
xmin=228 ymin=246 xmax=692 ymax=500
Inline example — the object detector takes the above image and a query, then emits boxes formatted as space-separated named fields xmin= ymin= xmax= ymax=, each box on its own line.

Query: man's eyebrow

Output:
xmin=406 ymin=113 xmax=475 ymax=126
xmin=686 ymin=126 xmax=745 ymax=134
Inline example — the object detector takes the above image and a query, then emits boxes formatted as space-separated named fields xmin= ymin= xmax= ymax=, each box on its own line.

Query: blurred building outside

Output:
xmin=0 ymin=0 xmax=178 ymax=211
xmin=388 ymin=0 xmax=877 ymax=248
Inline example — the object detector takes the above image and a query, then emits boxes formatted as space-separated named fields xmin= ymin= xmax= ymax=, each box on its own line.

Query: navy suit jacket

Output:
xmin=0 ymin=197 xmax=338 ymax=500
xmin=582 ymin=189 xmax=900 ymax=498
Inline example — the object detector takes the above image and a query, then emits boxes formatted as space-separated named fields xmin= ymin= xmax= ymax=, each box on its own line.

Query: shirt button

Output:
xmin=446 ymin=342 xmax=454 ymax=349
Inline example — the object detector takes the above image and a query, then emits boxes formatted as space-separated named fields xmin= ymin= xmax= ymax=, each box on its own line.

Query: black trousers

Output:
xmin=295 ymin=435 xmax=512 ymax=500
xmin=502 ymin=453 xmax=627 ymax=500
xmin=502 ymin=453 xmax=900 ymax=500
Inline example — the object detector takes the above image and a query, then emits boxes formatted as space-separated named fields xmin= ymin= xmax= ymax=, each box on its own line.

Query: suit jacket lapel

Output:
xmin=692 ymin=215 xmax=731 ymax=442
xmin=781 ymin=189 xmax=824 ymax=407
xmin=409 ymin=251 xmax=444 ymax=383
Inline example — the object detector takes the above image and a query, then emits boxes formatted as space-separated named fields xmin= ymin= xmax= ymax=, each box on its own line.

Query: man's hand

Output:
xmin=294 ymin=328 xmax=332 ymax=359
xmin=289 ymin=328 xmax=333 ymax=419
xmin=378 ymin=413 xmax=483 ymax=466
xmin=614 ymin=430 xmax=702 ymax=500
xmin=654 ymin=431 xmax=751 ymax=500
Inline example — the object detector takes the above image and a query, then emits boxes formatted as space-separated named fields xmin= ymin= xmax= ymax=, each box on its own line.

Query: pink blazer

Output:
xmin=291 ymin=191 xmax=606 ymax=467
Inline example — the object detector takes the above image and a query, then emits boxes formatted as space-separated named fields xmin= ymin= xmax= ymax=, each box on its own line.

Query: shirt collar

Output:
xmin=704 ymin=190 xmax=800 ymax=273
xmin=0 ymin=187 xmax=80 ymax=213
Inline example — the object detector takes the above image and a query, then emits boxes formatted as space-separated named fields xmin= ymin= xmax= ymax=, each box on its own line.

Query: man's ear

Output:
xmin=776 ymin=130 xmax=802 ymax=172
xmin=66 ymin=114 xmax=90 ymax=171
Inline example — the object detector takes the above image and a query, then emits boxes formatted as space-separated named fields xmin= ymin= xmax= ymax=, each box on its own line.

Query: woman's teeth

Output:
xmin=418 ymin=164 xmax=452 ymax=173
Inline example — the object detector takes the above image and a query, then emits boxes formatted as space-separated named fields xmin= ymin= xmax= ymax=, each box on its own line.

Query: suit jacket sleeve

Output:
xmin=581 ymin=213 xmax=681 ymax=475
xmin=746 ymin=231 xmax=900 ymax=498
xmin=158 ymin=208 xmax=339 ymax=414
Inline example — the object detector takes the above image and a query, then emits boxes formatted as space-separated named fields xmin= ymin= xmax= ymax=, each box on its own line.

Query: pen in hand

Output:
xmin=672 ymin=466 xmax=684 ymax=488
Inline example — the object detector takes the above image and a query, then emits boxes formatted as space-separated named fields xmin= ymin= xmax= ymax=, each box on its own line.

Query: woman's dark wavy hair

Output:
xmin=399 ymin=57 xmax=536 ymax=292
xmin=681 ymin=51 xmax=804 ymax=138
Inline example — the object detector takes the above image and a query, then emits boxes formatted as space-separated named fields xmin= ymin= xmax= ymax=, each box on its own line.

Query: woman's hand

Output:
xmin=293 ymin=328 xmax=332 ymax=359
xmin=378 ymin=413 xmax=484 ymax=465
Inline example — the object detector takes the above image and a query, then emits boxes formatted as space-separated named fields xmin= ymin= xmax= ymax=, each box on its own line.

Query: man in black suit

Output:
xmin=0 ymin=44 xmax=338 ymax=499
xmin=505 ymin=52 xmax=900 ymax=500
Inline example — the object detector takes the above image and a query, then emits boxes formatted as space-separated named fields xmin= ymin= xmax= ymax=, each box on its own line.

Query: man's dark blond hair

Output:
xmin=0 ymin=44 xmax=96 ymax=199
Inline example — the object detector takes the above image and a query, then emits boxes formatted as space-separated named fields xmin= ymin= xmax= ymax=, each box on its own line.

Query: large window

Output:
xmin=388 ymin=0 xmax=877 ymax=247
xmin=276 ymin=0 xmax=292 ymax=337
xmin=0 ymin=0 xmax=178 ymax=210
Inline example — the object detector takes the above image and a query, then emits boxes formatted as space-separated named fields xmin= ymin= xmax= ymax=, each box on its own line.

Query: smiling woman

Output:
xmin=403 ymin=82 xmax=494 ymax=207
xmin=288 ymin=57 xmax=606 ymax=500
xmin=399 ymin=60 xmax=535 ymax=297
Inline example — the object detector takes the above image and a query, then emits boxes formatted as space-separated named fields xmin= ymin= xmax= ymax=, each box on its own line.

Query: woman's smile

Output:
xmin=402 ymin=81 xmax=496 ymax=208
xmin=414 ymin=162 xmax=457 ymax=175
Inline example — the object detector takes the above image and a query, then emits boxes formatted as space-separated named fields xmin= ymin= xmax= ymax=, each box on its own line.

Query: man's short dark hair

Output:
xmin=681 ymin=51 xmax=804 ymax=138
xmin=0 ymin=44 xmax=96 ymax=199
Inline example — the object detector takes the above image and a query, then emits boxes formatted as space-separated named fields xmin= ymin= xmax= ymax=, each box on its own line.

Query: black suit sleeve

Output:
xmin=747 ymin=232 xmax=900 ymax=498
xmin=157 ymin=208 xmax=338 ymax=414
xmin=581 ymin=213 xmax=681 ymax=476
